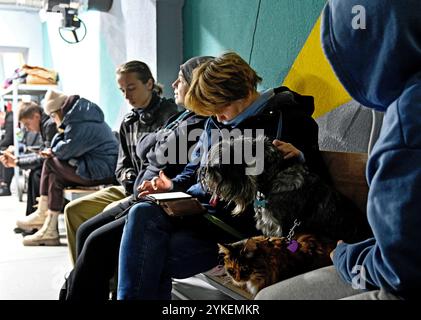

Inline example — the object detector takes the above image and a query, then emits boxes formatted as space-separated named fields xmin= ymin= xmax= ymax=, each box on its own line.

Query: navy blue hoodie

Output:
xmin=51 ymin=97 xmax=118 ymax=181
xmin=322 ymin=0 xmax=421 ymax=298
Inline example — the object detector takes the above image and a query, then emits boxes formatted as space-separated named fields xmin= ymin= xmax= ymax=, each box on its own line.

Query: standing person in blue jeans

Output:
xmin=256 ymin=0 xmax=420 ymax=300
xmin=117 ymin=52 xmax=329 ymax=300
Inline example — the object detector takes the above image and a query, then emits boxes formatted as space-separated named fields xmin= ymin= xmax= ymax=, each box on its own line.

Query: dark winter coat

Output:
xmin=51 ymin=96 xmax=118 ymax=181
xmin=115 ymin=92 xmax=178 ymax=194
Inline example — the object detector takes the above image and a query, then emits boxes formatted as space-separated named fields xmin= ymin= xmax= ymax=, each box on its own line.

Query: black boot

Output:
xmin=0 ymin=185 xmax=11 ymax=196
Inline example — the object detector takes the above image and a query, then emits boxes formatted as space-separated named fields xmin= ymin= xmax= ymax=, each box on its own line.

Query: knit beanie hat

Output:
xmin=180 ymin=56 xmax=214 ymax=85
xmin=43 ymin=90 xmax=68 ymax=115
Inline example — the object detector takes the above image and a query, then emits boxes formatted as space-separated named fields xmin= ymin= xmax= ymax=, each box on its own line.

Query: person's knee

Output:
xmin=126 ymin=202 xmax=161 ymax=226
xmin=76 ymin=219 xmax=96 ymax=248
xmin=64 ymin=199 xmax=84 ymax=224
xmin=44 ymin=157 xmax=56 ymax=170
xmin=82 ymin=230 xmax=105 ymax=254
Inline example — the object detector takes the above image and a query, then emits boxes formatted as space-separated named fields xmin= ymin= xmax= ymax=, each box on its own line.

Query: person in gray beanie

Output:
xmin=180 ymin=56 xmax=215 ymax=85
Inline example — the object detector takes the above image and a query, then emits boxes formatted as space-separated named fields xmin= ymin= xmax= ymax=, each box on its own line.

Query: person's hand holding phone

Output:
xmin=40 ymin=148 xmax=53 ymax=158
xmin=0 ymin=150 xmax=17 ymax=168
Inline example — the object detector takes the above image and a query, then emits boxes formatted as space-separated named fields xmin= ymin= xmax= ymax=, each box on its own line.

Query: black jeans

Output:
xmin=0 ymin=162 xmax=14 ymax=188
xmin=26 ymin=168 xmax=41 ymax=215
xmin=62 ymin=197 xmax=136 ymax=301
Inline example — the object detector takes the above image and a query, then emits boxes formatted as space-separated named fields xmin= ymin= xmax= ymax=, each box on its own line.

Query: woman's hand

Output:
xmin=272 ymin=140 xmax=302 ymax=160
xmin=137 ymin=170 xmax=173 ymax=197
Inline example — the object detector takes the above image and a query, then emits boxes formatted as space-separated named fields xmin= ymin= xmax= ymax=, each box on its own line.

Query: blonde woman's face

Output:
xmin=172 ymin=71 xmax=189 ymax=105
xmin=117 ymin=72 xmax=153 ymax=109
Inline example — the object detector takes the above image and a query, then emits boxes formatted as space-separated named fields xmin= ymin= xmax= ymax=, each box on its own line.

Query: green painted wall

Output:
xmin=99 ymin=35 xmax=126 ymax=129
xmin=183 ymin=0 xmax=326 ymax=89
xmin=42 ymin=23 xmax=54 ymax=69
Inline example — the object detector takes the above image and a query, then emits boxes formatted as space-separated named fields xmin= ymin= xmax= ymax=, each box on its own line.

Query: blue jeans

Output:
xmin=117 ymin=202 xmax=219 ymax=300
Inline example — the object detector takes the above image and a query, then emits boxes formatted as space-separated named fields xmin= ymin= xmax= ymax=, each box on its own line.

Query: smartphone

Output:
xmin=27 ymin=146 xmax=42 ymax=153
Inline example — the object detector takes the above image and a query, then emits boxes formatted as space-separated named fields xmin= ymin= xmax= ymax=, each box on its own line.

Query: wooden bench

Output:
xmin=63 ymin=186 xmax=103 ymax=201
xmin=194 ymin=151 xmax=369 ymax=300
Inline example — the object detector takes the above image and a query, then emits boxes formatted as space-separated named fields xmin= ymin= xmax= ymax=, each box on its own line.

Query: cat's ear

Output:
xmin=242 ymin=238 xmax=257 ymax=258
xmin=217 ymin=243 xmax=232 ymax=255
xmin=244 ymin=238 xmax=257 ymax=251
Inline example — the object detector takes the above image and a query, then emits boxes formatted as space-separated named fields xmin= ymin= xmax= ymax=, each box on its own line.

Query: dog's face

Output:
xmin=199 ymin=136 xmax=285 ymax=215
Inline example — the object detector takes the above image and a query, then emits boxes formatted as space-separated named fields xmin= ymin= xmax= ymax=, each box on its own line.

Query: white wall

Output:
xmin=99 ymin=0 xmax=159 ymax=128
xmin=100 ymin=0 xmax=157 ymax=78
xmin=43 ymin=10 xmax=101 ymax=105
xmin=0 ymin=10 xmax=43 ymax=66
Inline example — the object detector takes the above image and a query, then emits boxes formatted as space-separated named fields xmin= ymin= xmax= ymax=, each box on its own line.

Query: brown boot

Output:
xmin=16 ymin=195 xmax=48 ymax=232
xmin=22 ymin=210 xmax=60 ymax=246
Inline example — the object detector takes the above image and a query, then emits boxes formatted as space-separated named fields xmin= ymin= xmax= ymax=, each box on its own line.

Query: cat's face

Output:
xmin=218 ymin=244 xmax=251 ymax=285
xmin=218 ymin=236 xmax=273 ymax=286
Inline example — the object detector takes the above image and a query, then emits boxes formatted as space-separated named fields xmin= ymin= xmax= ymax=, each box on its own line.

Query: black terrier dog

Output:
xmin=199 ymin=136 xmax=371 ymax=242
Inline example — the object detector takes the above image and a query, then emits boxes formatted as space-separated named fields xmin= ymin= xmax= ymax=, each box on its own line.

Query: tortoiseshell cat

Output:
xmin=218 ymin=234 xmax=336 ymax=296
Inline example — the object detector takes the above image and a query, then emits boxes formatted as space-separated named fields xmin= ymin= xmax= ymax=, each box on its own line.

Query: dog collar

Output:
xmin=254 ymin=191 xmax=267 ymax=208
xmin=286 ymin=219 xmax=301 ymax=253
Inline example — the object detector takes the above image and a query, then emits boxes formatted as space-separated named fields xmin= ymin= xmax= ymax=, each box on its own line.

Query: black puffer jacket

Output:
xmin=132 ymin=110 xmax=207 ymax=198
xmin=115 ymin=92 xmax=179 ymax=194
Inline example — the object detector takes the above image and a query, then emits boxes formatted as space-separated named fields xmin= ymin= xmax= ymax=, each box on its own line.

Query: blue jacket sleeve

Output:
xmin=333 ymin=148 xmax=421 ymax=297
xmin=51 ymin=124 xmax=92 ymax=160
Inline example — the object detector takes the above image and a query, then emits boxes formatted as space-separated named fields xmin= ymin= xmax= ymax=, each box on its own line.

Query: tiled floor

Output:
xmin=0 ymin=192 xmax=72 ymax=300
xmin=0 ymin=189 xmax=231 ymax=300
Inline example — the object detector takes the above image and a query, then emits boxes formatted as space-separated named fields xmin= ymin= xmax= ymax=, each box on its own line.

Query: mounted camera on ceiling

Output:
xmin=44 ymin=0 xmax=113 ymax=43
xmin=44 ymin=0 xmax=113 ymax=13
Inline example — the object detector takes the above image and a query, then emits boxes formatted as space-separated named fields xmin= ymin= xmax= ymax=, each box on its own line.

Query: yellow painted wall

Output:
xmin=283 ymin=18 xmax=352 ymax=119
